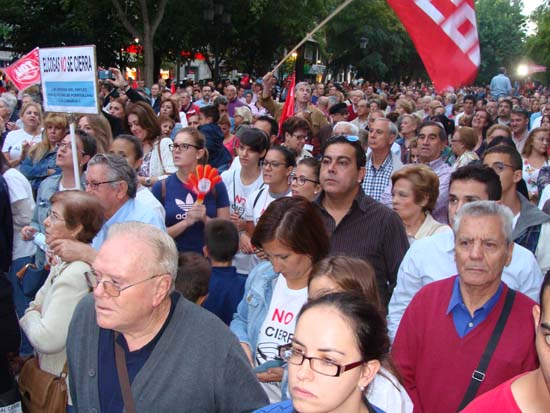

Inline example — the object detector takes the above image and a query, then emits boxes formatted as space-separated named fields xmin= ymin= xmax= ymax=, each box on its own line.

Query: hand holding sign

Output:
xmin=185 ymin=164 xmax=221 ymax=205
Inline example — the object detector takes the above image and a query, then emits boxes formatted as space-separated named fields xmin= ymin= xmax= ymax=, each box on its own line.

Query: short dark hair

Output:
xmin=213 ymin=96 xmax=228 ymax=107
xmin=268 ymin=145 xmax=296 ymax=168
xmin=252 ymin=197 xmax=330 ymax=264
xmin=463 ymin=94 xmax=476 ymax=104
xmin=450 ymin=163 xmax=502 ymax=201
xmin=511 ymin=107 xmax=529 ymax=120
xmin=483 ymin=145 xmax=522 ymax=171
xmin=321 ymin=136 xmax=366 ymax=169
xmin=329 ymin=102 xmax=349 ymax=115
xmin=500 ymin=99 xmax=513 ymax=110
xmin=204 ymin=219 xmax=239 ymax=262
xmin=114 ymin=134 xmax=144 ymax=160
xmin=419 ymin=120 xmax=447 ymax=142
xmin=298 ymin=157 xmax=320 ymax=181
xmin=239 ymin=128 xmax=270 ymax=155
xmin=255 ymin=115 xmax=279 ymax=137
xmin=50 ymin=190 xmax=105 ymax=243
xmin=75 ymin=129 xmax=97 ymax=158
xmin=281 ymin=116 xmax=311 ymax=137
xmin=175 ymin=252 xmax=211 ymax=303
xmin=200 ymin=105 xmax=220 ymax=123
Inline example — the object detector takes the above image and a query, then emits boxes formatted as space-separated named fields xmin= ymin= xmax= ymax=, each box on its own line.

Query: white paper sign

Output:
xmin=39 ymin=45 xmax=99 ymax=114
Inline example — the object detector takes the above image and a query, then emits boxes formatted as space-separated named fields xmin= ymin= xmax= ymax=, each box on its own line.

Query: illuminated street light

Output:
xmin=517 ymin=64 xmax=528 ymax=77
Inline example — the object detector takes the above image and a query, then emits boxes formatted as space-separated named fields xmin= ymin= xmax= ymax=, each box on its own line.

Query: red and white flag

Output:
xmin=387 ymin=0 xmax=480 ymax=91
xmin=278 ymin=71 xmax=296 ymax=132
xmin=2 ymin=48 xmax=41 ymax=91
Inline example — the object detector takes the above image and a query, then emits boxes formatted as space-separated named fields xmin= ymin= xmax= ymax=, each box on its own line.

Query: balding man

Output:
xmin=225 ymin=84 xmax=245 ymax=118
xmin=67 ymin=222 xmax=268 ymax=412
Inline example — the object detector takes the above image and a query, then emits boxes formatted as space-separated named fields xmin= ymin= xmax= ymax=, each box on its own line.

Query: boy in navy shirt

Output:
xmin=202 ymin=219 xmax=246 ymax=325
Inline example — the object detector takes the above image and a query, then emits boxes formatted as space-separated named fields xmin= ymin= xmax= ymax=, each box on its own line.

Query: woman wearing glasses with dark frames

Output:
xmin=152 ymin=127 xmax=230 ymax=253
xmin=19 ymin=190 xmax=104 ymax=413
xmin=289 ymin=158 xmax=321 ymax=201
xmin=253 ymin=292 xmax=387 ymax=413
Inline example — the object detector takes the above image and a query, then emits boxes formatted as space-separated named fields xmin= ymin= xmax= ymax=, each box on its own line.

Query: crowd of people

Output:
xmin=1 ymin=64 xmax=550 ymax=413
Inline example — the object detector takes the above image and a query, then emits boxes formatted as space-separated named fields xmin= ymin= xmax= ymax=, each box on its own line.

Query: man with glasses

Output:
xmin=393 ymin=201 xmax=538 ymax=413
xmin=49 ymin=153 xmax=165 ymax=265
xmin=483 ymin=145 xmax=550 ymax=274
xmin=67 ymin=222 xmax=268 ymax=412
xmin=314 ymin=135 xmax=408 ymax=305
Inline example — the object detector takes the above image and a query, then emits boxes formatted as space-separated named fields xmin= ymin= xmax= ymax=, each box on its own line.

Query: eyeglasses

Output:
xmin=486 ymin=161 xmax=514 ymax=174
xmin=169 ymin=143 xmax=202 ymax=152
xmin=85 ymin=180 xmax=120 ymax=190
xmin=56 ymin=141 xmax=85 ymax=154
xmin=288 ymin=174 xmax=319 ymax=186
xmin=278 ymin=344 xmax=364 ymax=377
xmin=84 ymin=270 xmax=165 ymax=297
xmin=291 ymin=133 xmax=308 ymax=141
xmin=46 ymin=209 xmax=65 ymax=223
xmin=263 ymin=160 xmax=284 ymax=169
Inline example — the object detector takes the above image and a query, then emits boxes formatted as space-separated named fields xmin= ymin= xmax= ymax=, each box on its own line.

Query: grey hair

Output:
xmin=453 ymin=201 xmax=514 ymax=245
xmin=88 ymin=153 xmax=138 ymax=198
xmin=107 ymin=222 xmax=178 ymax=292
xmin=0 ymin=93 xmax=17 ymax=115
xmin=294 ymin=81 xmax=310 ymax=94
xmin=372 ymin=117 xmax=398 ymax=138
xmin=333 ymin=121 xmax=359 ymax=135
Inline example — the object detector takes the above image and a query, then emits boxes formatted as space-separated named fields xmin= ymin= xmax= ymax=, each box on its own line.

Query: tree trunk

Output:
xmin=143 ymin=32 xmax=155 ymax=86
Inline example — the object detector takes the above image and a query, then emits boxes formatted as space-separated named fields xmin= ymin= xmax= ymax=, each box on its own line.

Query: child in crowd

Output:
xmin=202 ymin=218 xmax=246 ymax=325
xmin=175 ymin=252 xmax=211 ymax=305
xmin=159 ymin=115 xmax=175 ymax=139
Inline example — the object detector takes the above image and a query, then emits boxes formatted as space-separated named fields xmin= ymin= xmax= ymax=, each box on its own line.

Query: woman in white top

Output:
xmin=2 ymin=102 xmax=43 ymax=167
xmin=221 ymin=128 xmax=269 ymax=275
xmin=20 ymin=190 xmax=105 ymax=410
xmin=308 ymin=256 xmax=414 ymax=413
xmin=126 ymin=101 xmax=176 ymax=188
xmin=521 ymin=127 xmax=549 ymax=202
xmin=391 ymin=164 xmax=450 ymax=244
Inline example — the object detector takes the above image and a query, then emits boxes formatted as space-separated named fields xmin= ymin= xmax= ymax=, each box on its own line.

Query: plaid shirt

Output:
xmin=362 ymin=153 xmax=394 ymax=201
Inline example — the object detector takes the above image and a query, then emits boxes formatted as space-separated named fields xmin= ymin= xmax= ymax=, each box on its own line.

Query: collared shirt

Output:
xmin=447 ymin=276 xmax=503 ymax=338
xmin=92 ymin=198 xmax=167 ymax=250
xmin=387 ymin=231 xmax=543 ymax=341
xmin=512 ymin=131 xmax=529 ymax=154
xmin=362 ymin=152 xmax=394 ymax=202
xmin=315 ymin=189 xmax=409 ymax=304
xmin=425 ymin=158 xmax=451 ymax=224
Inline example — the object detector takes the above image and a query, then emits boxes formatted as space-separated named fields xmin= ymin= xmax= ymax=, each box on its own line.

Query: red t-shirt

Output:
xmin=461 ymin=374 xmax=526 ymax=412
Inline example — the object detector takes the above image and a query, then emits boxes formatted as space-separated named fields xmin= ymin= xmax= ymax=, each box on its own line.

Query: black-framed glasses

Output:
xmin=84 ymin=270 xmax=165 ymax=297
xmin=56 ymin=141 xmax=85 ymax=154
xmin=278 ymin=344 xmax=364 ymax=377
xmin=85 ymin=180 xmax=120 ymax=190
xmin=486 ymin=161 xmax=514 ymax=174
xmin=288 ymin=174 xmax=319 ymax=186
xmin=46 ymin=209 xmax=65 ymax=223
xmin=169 ymin=143 xmax=202 ymax=152
xmin=263 ymin=160 xmax=284 ymax=169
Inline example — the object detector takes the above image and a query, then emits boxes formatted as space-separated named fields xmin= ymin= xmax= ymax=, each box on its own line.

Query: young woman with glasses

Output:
xmin=253 ymin=292 xmax=388 ymax=413
xmin=152 ymin=127 xmax=230 ymax=253
xmin=290 ymin=157 xmax=321 ymax=201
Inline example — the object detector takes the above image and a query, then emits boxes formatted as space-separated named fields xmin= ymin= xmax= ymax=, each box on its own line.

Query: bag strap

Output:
xmin=156 ymin=140 xmax=167 ymax=175
xmin=456 ymin=288 xmax=516 ymax=411
xmin=253 ymin=187 xmax=265 ymax=209
xmin=114 ymin=332 xmax=137 ymax=413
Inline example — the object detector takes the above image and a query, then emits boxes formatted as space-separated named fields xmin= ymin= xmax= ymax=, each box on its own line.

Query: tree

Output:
xmin=475 ymin=0 xmax=527 ymax=84
xmin=110 ymin=0 xmax=168 ymax=86
xmin=526 ymin=3 xmax=550 ymax=86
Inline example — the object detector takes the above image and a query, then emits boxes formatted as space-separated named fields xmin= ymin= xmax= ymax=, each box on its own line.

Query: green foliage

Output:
xmin=475 ymin=0 xmax=527 ymax=84
xmin=526 ymin=2 xmax=550 ymax=84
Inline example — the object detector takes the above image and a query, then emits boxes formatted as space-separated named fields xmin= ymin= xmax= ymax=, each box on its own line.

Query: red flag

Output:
xmin=387 ymin=0 xmax=480 ymax=91
xmin=2 ymin=48 xmax=41 ymax=91
xmin=278 ymin=71 xmax=296 ymax=133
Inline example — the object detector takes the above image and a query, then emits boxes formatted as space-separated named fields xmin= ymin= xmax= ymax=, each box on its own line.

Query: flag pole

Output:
xmin=68 ymin=114 xmax=81 ymax=190
xmin=271 ymin=0 xmax=355 ymax=74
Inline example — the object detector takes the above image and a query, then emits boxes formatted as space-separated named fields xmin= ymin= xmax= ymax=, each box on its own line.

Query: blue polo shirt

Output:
xmin=446 ymin=276 xmax=503 ymax=338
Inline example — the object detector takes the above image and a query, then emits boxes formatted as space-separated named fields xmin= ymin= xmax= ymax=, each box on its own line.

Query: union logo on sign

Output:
xmin=14 ymin=60 xmax=40 ymax=82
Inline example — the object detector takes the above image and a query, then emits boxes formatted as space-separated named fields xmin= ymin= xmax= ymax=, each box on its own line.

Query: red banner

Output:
xmin=278 ymin=71 xmax=296 ymax=133
xmin=2 ymin=48 xmax=41 ymax=91
xmin=387 ymin=0 xmax=480 ymax=91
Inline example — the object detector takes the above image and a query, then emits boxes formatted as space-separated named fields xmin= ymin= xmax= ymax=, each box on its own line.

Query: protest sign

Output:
xmin=39 ymin=45 xmax=99 ymax=114
xmin=2 ymin=48 xmax=40 ymax=91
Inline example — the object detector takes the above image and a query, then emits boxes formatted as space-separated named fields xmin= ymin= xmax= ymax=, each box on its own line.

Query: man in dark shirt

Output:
xmin=314 ymin=135 xmax=409 ymax=304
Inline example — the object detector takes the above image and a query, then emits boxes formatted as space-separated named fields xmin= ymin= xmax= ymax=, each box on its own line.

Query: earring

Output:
xmin=358 ymin=385 xmax=365 ymax=392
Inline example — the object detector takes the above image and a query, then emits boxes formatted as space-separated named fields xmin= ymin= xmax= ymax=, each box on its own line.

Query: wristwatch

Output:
xmin=145 ymin=177 xmax=152 ymax=187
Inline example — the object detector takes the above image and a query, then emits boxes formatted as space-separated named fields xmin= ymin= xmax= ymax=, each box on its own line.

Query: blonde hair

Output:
xmin=78 ymin=114 xmax=113 ymax=154
xmin=29 ymin=113 xmax=69 ymax=162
